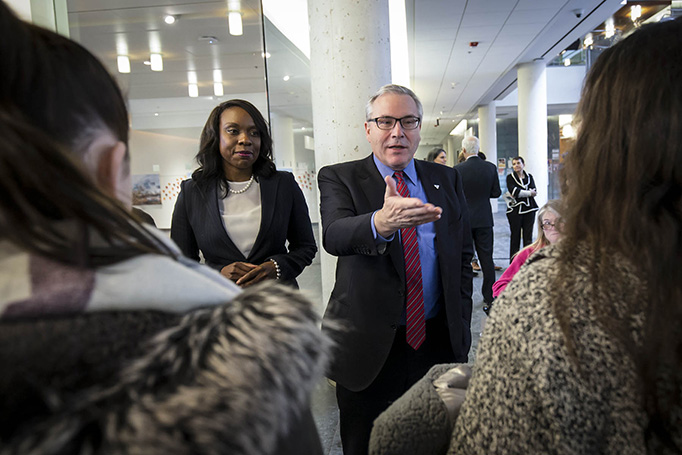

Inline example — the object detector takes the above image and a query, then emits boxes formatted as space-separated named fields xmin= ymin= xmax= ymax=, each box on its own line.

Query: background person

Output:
xmin=318 ymin=84 xmax=473 ymax=455
xmin=171 ymin=99 xmax=317 ymax=288
xmin=426 ymin=147 xmax=448 ymax=165
xmin=505 ymin=156 xmax=538 ymax=259
xmin=454 ymin=136 xmax=501 ymax=308
xmin=492 ymin=199 xmax=562 ymax=298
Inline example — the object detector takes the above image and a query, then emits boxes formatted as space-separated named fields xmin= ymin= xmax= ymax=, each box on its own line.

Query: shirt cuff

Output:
xmin=371 ymin=211 xmax=395 ymax=244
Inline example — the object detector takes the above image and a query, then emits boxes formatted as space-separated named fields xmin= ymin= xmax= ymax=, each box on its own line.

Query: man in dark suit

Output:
xmin=454 ymin=136 xmax=501 ymax=307
xmin=318 ymin=84 xmax=474 ymax=455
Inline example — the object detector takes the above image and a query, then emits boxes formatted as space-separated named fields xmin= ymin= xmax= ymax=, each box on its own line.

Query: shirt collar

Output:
xmin=372 ymin=154 xmax=418 ymax=185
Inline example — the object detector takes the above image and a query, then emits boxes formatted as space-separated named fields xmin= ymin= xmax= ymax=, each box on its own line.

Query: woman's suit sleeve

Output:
xmin=170 ymin=181 xmax=200 ymax=262
xmin=506 ymin=173 xmax=523 ymax=199
xmin=269 ymin=174 xmax=317 ymax=282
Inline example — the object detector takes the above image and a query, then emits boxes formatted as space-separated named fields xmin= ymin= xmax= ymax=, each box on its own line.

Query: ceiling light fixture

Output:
xmin=389 ymin=0 xmax=410 ymax=87
xmin=213 ymin=82 xmax=224 ymax=97
xmin=150 ymin=53 xmax=163 ymax=71
xmin=164 ymin=15 xmax=177 ymax=25
xmin=188 ymin=83 xmax=199 ymax=98
xmin=605 ymin=17 xmax=615 ymax=38
xmin=631 ymin=4 xmax=642 ymax=21
xmin=117 ymin=55 xmax=131 ymax=73
xmin=228 ymin=12 xmax=243 ymax=35
xmin=450 ymin=119 xmax=468 ymax=136
xmin=213 ymin=69 xmax=224 ymax=97
xmin=283 ymin=75 xmax=290 ymax=81
xmin=584 ymin=33 xmax=594 ymax=47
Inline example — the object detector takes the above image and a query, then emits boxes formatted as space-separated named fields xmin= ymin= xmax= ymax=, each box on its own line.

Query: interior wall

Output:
xmin=129 ymin=130 xmax=199 ymax=229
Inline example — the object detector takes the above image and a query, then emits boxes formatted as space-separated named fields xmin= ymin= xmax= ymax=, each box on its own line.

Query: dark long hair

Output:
xmin=0 ymin=2 xmax=171 ymax=267
xmin=426 ymin=148 xmax=445 ymax=162
xmin=192 ymin=99 xmax=276 ymax=191
xmin=555 ymin=18 xmax=682 ymax=451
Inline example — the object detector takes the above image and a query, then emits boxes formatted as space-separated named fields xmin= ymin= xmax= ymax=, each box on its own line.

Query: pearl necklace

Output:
xmin=228 ymin=174 xmax=255 ymax=194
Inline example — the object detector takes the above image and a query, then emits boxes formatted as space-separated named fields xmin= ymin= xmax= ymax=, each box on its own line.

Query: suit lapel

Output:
xmin=415 ymin=160 xmax=448 ymax=248
xmin=248 ymin=175 xmax=276 ymax=260
xmin=359 ymin=155 xmax=387 ymax=211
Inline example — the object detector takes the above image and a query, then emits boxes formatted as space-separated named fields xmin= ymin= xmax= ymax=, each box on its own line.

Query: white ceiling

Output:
xmin=65 ymin=0 xmax=625 ymax=145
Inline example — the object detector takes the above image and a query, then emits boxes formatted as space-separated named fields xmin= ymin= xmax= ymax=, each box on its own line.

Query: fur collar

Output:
xmin=3 ymin=282 xmax=332 ymax=455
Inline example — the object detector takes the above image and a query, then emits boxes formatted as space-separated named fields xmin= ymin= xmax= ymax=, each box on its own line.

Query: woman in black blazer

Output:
xmin=171 ymin=99 xmax=317 ymax=288
xmin=505 ymin=156 xmax=538 ymax=260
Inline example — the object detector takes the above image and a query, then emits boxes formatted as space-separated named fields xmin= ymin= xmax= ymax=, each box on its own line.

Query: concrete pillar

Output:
xmin=308 ymin=0 xmax=391 ymax=308
xmin=270 ymin=113 xmax=295 ymax=169
xmin=478 ymin=102 xmax=499 ymax=213
xmin=517 ymin=61 xmax=548 ymax=209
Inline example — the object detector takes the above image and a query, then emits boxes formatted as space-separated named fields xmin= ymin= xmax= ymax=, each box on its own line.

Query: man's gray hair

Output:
xmin=461 ymin=135 xmax=480 ymax=155
xmin=365 ymin=84 xmax=423 ymax=121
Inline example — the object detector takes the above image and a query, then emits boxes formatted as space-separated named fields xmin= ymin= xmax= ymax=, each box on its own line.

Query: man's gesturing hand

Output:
xmin=373 ymin=175 xmax=442 ymax=238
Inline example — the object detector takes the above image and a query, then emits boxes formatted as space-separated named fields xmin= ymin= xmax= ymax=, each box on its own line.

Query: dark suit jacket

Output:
xmin=454 ymin=156 xmax=502 ymax=228
xmin=170 ymin=171 xmax=317 ymax=287
xmin=318 ymin=154 xmax=474 ymax=391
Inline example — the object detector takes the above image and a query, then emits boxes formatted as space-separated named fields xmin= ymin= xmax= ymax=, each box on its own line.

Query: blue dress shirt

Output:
xmin=370 ymin=156 xmax=442 ymax=321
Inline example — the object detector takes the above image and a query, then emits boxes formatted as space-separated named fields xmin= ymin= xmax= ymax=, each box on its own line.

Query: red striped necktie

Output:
xmin=393 ymin=171 xmax=426 ymax=350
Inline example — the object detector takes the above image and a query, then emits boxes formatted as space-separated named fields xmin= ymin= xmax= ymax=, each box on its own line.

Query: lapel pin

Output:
xmin=434 ymin=184 xmax=440 ymax=189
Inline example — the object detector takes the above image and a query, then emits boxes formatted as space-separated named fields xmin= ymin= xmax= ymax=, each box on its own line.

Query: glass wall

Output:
xmin=66 ymin=0 xmax=269 ymax=228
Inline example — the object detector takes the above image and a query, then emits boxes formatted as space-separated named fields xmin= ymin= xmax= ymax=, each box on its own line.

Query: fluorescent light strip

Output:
xmin=150 ymin=53 xmax=163 ymax=71
xmin=228 ymin=12 xmax=243 ymax=36
xmin=117 ymin=55 xmax=130 ymax=73
xmin=389 ymin=0 xmax=410 ymax=87
xmin=214 ymin=82 xmax=224 ymax=96
xmin=188 ymin=83 xmax=199 ymax=98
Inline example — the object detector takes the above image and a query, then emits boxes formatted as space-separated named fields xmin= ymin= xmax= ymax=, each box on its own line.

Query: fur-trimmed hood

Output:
xmin=3 ymin=282 xmax=332 ymax=455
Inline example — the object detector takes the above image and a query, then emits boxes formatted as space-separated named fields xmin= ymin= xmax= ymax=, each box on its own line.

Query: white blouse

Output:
xmin=219 ymin=180 xmax=261 ymax=258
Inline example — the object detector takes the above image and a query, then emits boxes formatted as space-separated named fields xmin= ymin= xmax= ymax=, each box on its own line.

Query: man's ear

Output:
xmin=95 ymin=141 xmax=128 ymax=199
xmin=365 ymin=121 xmax=371 ymax=141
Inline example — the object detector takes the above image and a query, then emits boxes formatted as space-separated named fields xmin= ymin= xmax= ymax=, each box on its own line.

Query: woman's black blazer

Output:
xmin=171 ymin=171 xmax=317 ymax=287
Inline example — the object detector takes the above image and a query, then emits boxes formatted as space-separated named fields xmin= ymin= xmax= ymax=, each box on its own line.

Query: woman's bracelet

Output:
xmin=269 ymin=258 xmax=281 ymax=280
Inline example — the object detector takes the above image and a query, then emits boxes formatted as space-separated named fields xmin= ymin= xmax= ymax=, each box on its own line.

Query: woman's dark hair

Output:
xmin=192 ymin=99 xmax=276 ymax=191
xmin=0 ymin=2 xmax=171 ymax=266
xmin=512 ymin=156 xmax=525 ymax=165
xmin=426 ymin=148 xmax=445 ymax=162
xmin=554 ymin=18 xmax=682 ymax=451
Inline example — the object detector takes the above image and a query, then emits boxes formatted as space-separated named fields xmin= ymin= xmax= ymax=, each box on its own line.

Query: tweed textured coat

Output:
xmin=450 ymin=243 xmax=681 ymax=454
xmin=370 ymin=243 xmax=681 ymax=454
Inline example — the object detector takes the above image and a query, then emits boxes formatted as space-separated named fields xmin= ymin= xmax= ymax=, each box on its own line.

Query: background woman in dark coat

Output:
xmin=171 ymin=99 xmax=317 ymax=288
xmin=505 ymin=156 xmax=538 ymax=259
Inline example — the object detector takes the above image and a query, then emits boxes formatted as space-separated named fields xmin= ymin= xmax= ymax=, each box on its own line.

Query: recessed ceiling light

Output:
xmin=228 ymin=11 xmax=243 ymax=36
xmin=164 ymin=15 xmax=176 ymax=25
xmin=188 ymin=83 xmax=199 ymax=98
xmin=143 ymin=60 xmax=151 ymax=66
xmin=283 ymin=75 xmax=290 ymax=81
xmin=117 ymin=55 xmax=130 ymax=73
xmin=262 ymin=52 xmax=271 ymax=58
xmin=154 ymin=112 xmax=159 ymax=116
xmin=150 ymin=53 xmax=163 ymax=71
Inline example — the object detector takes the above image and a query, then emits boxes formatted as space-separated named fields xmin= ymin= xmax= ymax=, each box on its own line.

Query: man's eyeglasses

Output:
xmin=541 ymin=221 xmax=556 ymax=231
xmin=368 ymin=116 xmax=421 ymax=130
